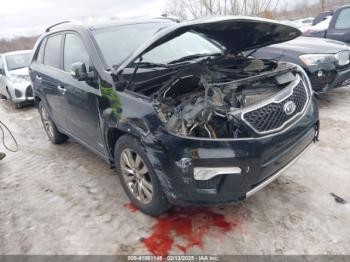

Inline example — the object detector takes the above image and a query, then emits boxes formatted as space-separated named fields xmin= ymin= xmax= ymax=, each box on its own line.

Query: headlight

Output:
xmin=9 ymin=75 xmax=29 ymax=83
xmin=299 ymin=54 xmax=337 ymax=66
xmin=336 ymin=50 xmax=350 ymax=66
xmin=9 ymin=75 xmax=23 ymax=83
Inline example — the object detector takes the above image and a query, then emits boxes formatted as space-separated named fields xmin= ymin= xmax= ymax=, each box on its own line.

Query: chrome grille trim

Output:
xmin=241 ymin=77 xmax=310 ymax=135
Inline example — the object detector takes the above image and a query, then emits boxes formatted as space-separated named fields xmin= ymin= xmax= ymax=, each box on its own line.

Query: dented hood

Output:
xmin=115 ymin=16 xmax=301 ymax=73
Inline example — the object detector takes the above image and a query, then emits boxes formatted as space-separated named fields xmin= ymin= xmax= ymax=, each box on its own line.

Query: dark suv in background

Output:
xmin=29 ymin=17 xmax=319 ymax=215
xmin=304 ymin=5 xmax=350 ymax=44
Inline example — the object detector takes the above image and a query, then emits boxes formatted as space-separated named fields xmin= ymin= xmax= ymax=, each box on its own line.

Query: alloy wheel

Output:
xmin=120 ymin=149 xmax=153 ymax=204
xmin=41 ymin=106 xmax=54 ymax=139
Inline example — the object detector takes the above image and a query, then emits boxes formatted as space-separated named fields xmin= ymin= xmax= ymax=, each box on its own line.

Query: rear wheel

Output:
xmin=38 ymin=101 xmax=68 ymax=144
xmin=115 ymin=135 xmax=170 ymax=216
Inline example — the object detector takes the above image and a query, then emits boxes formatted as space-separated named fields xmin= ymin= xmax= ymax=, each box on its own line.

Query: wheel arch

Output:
xmin=106 ymin=127 xmax=128 ymax=160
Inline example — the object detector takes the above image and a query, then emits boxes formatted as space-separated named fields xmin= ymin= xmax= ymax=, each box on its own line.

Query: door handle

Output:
xmin=57 ymin=85 xmax=66 ymax=95
xmin=36 ymin=75 xmax=42 ymax=81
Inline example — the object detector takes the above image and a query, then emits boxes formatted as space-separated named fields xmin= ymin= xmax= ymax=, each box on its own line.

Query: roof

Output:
xmin=45 ymin=17 xmax=176 ymax=33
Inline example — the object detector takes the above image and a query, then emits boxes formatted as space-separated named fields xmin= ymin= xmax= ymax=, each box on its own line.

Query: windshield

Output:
xmin=5 ymin=53 xmax=31 ymax=71
xmin=92 ymin=22 xmax=172 ymax=67
xmin=141 ymin=31 xmax=225 ymax=65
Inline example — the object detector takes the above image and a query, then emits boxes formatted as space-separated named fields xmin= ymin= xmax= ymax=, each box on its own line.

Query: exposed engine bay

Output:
xmin=150 ymin=57 xmax=303 ymax=139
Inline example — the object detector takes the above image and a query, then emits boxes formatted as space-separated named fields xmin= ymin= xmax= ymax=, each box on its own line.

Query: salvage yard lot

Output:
xmin=0 ymin=86 xmax=349 ymax=255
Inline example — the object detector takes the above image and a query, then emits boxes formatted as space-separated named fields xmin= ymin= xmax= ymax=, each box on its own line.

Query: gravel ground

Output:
xmin=0 ymin=86 xmax=349 ymax=255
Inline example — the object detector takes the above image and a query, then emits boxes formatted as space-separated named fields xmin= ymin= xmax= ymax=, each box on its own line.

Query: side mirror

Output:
xmin=71 ymin=62 xmax=94 ymax=81
xmin=0 ymin=68 xmax=5 ymax=75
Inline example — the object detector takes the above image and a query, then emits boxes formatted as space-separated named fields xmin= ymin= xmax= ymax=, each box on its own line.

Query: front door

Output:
xmin=59 ymin=32 xmax=107 ymax=156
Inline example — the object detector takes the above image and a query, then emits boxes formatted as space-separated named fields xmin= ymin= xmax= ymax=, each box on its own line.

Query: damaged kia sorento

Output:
xmin=29 ymin=17 xmax=319 ymax=215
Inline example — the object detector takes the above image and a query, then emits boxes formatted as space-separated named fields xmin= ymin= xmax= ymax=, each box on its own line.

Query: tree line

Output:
xmin=165 ymin=0 xmax=350 ymax=20
xmin=0 ymin=36 xmax=38 ymax=54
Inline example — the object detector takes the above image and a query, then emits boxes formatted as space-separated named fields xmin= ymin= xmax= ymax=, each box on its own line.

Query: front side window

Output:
xmin=335 ymin=8 xmax=350 ymax=30
xmin=5 ymin=53 xmax=31 ymax=71
xmin=63 ymin=34 xmax=90 ymax=72
xmin=44 ymin=34 xmax=62 ymax=68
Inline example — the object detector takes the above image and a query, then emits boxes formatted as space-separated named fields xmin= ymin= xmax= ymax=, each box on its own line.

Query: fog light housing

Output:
xmin=15 ymin=89 xmax=22 ymax=98
xmin=317 ymin=70 xmax=323 ymax=77
xmin=193 ymin=167 xmax=242 ymax=181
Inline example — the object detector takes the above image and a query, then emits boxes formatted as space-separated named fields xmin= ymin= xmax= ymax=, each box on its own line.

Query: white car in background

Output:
xmin=294 ymin=17 xmax=314 ymax=27
xmin=303 ymin=16 xmax=332 ymax=35
xmin=0 ymin=50 xmax=33 ymax=108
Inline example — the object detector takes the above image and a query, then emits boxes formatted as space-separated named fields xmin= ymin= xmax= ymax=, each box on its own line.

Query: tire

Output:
xmin=6 ymin=87 xmax=12 ymax=101
xmin=115 ymin=135 xmax=171 ymax=216
xmin=38 ymin=101 xmax=68 ymax=144
xmin=15 ymin=102 xmax=22 ymax=109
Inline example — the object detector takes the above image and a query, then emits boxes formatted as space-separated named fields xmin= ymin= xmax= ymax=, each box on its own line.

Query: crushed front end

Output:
xmin=144 ymin=59 xmax=319 ymax=205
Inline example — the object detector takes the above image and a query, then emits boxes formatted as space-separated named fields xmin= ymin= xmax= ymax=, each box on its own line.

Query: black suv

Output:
xmin=29 ymin=17 xmax=319 ymax=215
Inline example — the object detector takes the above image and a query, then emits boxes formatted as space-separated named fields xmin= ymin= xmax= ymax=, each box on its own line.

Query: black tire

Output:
xmin=6 ymin=87 xmax=12 ymax=101
xmin=38 ymin=101 xmax=68 ymax=144
xmin=115 ymin=135 xmax=171 ymax=216
xmin=15 ymin=102 xmax=22 ymax=109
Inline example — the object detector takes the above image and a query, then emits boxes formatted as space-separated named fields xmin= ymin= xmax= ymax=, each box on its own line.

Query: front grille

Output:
xmin=242 ymin=81 xmax=308 ymax=134
xmin=25 ymin=86 xmax=33 ymax=98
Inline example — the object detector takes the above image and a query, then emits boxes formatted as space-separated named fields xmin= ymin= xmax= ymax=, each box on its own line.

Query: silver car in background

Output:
xmin=0 ymin=50 xmax=33 ymax=108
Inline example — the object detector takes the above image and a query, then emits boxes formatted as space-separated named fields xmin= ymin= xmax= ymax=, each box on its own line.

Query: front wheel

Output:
xmin=115 ymin=135 xmax=171 ymax=216
xmin=38 ymin=101 xmax=68 ymax=144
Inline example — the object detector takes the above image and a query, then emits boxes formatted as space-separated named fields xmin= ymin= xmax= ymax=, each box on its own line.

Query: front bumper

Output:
xmin=146 ymin=96 xmax=319 ymax=206
xmin=309 ymin=67 xmax=350 ymax=93
xmin=7 ymin=81 xmax=34 ymax=103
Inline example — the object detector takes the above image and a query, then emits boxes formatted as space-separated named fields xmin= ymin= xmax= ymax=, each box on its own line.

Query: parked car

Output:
xmin=303 ymin=16 xmax=332 ymax=37
xmin=29 ymin=17 xmax=319 ymax=215
xmin=303 ymin=5 xmax=350 ymax=44
xmin=254 ymin=36 xmax=350 ymax=93
xmin=0 ymin=50 xmax=34 ymax=108
xmin=312 ymin=11 xmax=333 ymax=25
xmin=294 ymin=17 xmax=314 ymax=27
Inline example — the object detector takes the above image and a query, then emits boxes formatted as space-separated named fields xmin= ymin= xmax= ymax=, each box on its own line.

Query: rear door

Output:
xmin=32 ymin=33 xmax=68 ymax=130
xmin=59 ymin=32 xmax=107 ymax=156
xmin=327 ymin=7 xmax=350 ymax=43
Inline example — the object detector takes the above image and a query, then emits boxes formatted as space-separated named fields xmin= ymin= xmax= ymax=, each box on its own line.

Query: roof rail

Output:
xmin=45 ymin=21 xmax=74 ymax=32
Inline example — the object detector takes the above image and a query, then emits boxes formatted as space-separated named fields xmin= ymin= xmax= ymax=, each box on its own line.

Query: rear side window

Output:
xmin=335 ymin=8 xmax=350 ymax=29
xmin=63 ymin=34 xmax=90 ymax=72
xmin=44 ymin=34 xmax=62 ymax=68
xmin=36 ymin=40 xmax=46 ymax=64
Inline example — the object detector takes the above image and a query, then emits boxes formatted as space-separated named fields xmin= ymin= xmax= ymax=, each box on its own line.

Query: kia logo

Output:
xmin=284 ymin=101 xmax=296 ymax=115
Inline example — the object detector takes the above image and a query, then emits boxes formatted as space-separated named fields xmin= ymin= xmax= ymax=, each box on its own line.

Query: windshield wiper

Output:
xmin=168 ymin=53 xmax=223 ymax=65
xmin=132 ymin=61 xmax=168 ymax=68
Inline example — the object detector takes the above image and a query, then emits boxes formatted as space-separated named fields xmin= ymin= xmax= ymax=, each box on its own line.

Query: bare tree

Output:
xmin=165 ymin=0 xmax=280 ymax=19
xmin=164 ymin=0 xmax=188 ymax=19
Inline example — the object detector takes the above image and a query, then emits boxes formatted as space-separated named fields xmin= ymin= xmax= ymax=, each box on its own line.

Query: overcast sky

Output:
xmin=0 ymin=0 xmax=167 ymax=38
